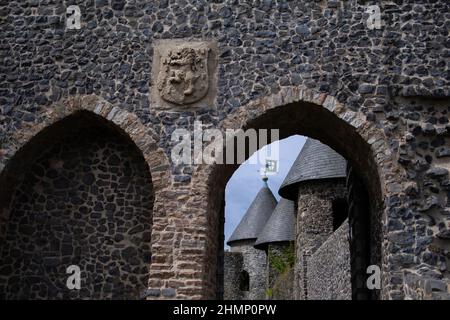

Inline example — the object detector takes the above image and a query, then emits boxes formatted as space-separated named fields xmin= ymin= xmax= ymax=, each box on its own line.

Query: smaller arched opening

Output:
xmin=239 ymin=270 xmax=249 ymax=292
xmin=0 ymin=110 xmax=155 ymax=299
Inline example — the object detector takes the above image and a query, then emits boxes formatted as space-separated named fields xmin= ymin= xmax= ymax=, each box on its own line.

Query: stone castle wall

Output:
xmin=0 ymin=0 xmax=449 ymax=299
xmin=229 ymin=240 xmax=267 ymax=300
xmin=223 ymin=251 xmax=243 ymax=300
xmin=294 ymin=178 xmax=347 ymax=299
xmin=267 ymin=243 xmax=285 ymax=291
xmin=307 ymin=219 xmax=351 ymax=300
xmin=272 ymin=267 xmax=294 ymax=300
xmin=267 ymin=243 xmax=294 ymax=300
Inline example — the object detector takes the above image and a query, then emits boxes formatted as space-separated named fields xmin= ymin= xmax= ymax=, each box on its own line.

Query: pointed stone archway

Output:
xmin=0 ymin=95 xmax=171 ymax=299
xmin=178 ymin=87 xmax=409 ymax=299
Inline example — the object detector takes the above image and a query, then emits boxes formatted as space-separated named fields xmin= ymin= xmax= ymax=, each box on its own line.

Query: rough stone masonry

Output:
xmin=0 ymin=0 xmax=449 ymax=299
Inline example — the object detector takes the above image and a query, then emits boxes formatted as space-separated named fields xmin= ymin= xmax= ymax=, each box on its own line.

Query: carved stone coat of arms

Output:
xmin=157 ymin=47 xmax=209 ymax=105
xmin=152 ymin=40 xmax=217 ymax=109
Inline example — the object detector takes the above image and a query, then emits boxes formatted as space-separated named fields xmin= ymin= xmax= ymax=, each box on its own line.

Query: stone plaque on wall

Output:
xmin=151 ymin=40 xmax=218 ymax=110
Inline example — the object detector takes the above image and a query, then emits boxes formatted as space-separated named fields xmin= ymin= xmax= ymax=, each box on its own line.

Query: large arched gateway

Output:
xmin=0 ymin=1 xmax=449 ymax=300
xmin=189 ymin=89 xmax=393 ymax=299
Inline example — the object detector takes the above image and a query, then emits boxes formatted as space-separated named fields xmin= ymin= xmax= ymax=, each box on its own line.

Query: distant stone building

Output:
xmin=224 ymin=177 xmax=277 ymax=300
xmin=255 ymin=198 xmax=296 ymax=299
xmin=279 ymin=138 xmax=350 ymax=300
xmin=225 ymin=138 xmax=352 ymax=300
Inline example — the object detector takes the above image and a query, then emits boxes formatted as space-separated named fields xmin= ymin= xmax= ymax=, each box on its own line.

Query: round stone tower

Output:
xmin=225 ymin=176 xmax=277 ymax=300
xmin=279 ymin=138 xmax=349 ymax=300
xmin=254 ymin=197 xmax=296 ymax=299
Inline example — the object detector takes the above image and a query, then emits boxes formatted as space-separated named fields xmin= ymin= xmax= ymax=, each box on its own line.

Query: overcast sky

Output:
xmin=224 ymin=135 xmax=306 ymax=249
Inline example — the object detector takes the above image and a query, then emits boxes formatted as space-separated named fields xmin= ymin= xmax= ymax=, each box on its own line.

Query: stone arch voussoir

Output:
xmin=199 ymin=86 xmax=406 ymax=201
xmin=1 ymin=95 xmax=171 ymax=193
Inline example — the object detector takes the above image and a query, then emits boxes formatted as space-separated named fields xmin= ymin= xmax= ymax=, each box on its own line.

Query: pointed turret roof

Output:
xmin=254 ymin=198 xmax=295 ymax=249
xmin=227 ymin=177 xmax=277 ymax=246
xmin=279 ymin=138 xmax=346 ymax=200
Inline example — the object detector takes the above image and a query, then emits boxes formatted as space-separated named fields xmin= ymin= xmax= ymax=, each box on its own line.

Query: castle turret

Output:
xmin=279 ymin=138 xmax=347 ymax=200
xmin=227 ymin=176 xmax=277 ymax=246
xmin=224 ymin=176 xmax=277 ymax=300
xmin=278 ymin=138 xmax=349 ymax=300
xmin=255 ymin=198 xmax=296 ymax=298
xmin=254 ymin=198 xmax=295 ymax=250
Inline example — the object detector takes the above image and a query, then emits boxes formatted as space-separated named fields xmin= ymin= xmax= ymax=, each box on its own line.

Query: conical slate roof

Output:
xmin=279 ymin=138 xmax=346 ymax=200
xmin=254 ymin=198 xmax=295 ymax=249
xmin=227 ymin=179 xmax=277 ymax=246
